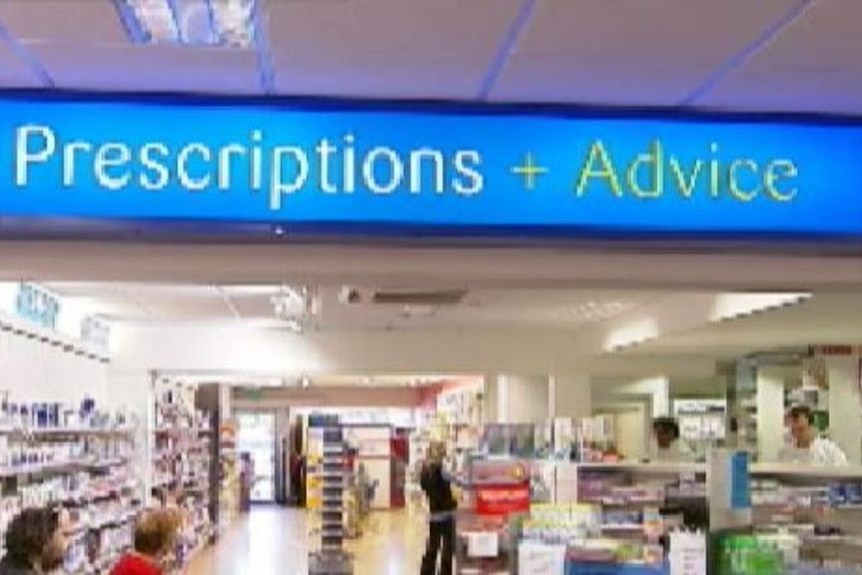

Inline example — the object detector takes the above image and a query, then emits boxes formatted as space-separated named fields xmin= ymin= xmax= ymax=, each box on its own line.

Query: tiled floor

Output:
xmin=186 ymin=506 xmax=427 ymax=575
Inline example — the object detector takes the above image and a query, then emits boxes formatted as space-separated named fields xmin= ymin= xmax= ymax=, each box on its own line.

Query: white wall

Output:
xmin=551 ymin=374 xmax=592 ymax=421
xmin=0 ymin=329 xmax=109 ymax=406
xmin=612 ymin=376 xmax=670 ymax=417
xmin=496 ymin=375 xmax=550 ymax=424
xmin=614 ymin=406 xmax=647 ymax=461
xmin=756 ymin=367 xmax=786 ymax=462
xmin=112 ymin=325 xmax=583 ymax=375
xmin=827 ymin=358 xmax=862 ymax=464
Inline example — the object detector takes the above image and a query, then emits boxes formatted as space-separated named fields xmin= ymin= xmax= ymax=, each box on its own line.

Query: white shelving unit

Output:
xmin=150 ymin=378 xmax=213 ymax=573
xmin=309 ymin=425 xmax=352 ymax=575
xmin=0 ymin=418 xmax=142 ymax=575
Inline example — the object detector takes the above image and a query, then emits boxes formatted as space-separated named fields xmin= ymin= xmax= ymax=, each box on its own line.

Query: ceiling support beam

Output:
xmin=0 ymin=16 xmax=54 ymax=87
xmin=680 ymin=0 xmax=819 ymax=106
xmin=251 ymin=0 xmax=276 ymax=95
xmin=477 ymin=0 xmax=538 ymax=100
xmin=111 ymin=0 xmax=148 ymax=43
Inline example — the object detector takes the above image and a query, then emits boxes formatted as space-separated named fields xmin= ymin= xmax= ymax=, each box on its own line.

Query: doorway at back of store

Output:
xmin=237 ymin=411 xmax=278 ymax=504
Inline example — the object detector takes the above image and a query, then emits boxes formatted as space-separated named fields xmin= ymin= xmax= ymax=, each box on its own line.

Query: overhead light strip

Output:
xmin=117 ymin=0 xmax=258 ymax=48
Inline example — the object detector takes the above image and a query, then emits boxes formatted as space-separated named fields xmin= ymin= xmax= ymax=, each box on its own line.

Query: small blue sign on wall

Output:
xmin=15 ymin=283 xmax=60 ymax=330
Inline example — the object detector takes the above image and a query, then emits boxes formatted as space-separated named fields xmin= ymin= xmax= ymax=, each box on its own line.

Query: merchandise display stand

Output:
xmin=746 ymin=463 xmax=862 ymax=573
xmin=309 ymin=424 xmax=353 ymax=575
xmin=457 ymin=458 xmax=531 ymax=574
xmin=517 ymin=462 xmax=711 ymax=575
xmin=0 ymin=398 xmax=142 ymax=575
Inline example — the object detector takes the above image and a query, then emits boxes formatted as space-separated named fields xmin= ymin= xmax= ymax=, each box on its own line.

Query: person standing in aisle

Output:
xmin=0 ymin=507 xmax=70 ymax=575
xmin=110 ymin=508 xmax=181 ymax=575
xmin=781 ymin=405 xmax=848 ymax=466
xmin=420 ymin=441 xmax=459 ymax=575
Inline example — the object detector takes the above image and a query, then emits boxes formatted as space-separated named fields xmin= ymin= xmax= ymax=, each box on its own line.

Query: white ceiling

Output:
xmin=621 ymin=292 xmax=862 ymax=359
xmin=44 ymin=280 xmax=862 ymax=369
xmin=0 ymin=0 xmax=859 ymax=113
xmin=44 ymin=281 xmax=653 ymax=331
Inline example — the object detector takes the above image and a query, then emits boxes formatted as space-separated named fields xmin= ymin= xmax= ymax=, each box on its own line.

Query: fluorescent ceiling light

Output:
xmin=711 ymin=292 xmax=812 ymax=323
xmin=118 ymin=0 xmax=258 ymax=48
xmin=603 ymin=318 xmax=660 ymax=352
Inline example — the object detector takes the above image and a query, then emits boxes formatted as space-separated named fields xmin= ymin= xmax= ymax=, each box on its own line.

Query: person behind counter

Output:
xmin=780 ymin=405 xmax=847 ymax=466
xmin=650 ymin=417 xmax=694 ymax=462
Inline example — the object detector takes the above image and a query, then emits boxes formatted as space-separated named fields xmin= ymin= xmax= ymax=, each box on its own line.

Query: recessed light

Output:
xmin=118 ymin=0 xmax=259 ymax=48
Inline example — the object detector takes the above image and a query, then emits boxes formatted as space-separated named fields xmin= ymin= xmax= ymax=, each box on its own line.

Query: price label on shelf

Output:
xmin=670 ymin=531 xmax=707 ymax=575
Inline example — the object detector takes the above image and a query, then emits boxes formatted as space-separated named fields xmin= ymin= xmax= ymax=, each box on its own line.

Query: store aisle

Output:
xmin=187 ymin=507 xmax=427 ymax=575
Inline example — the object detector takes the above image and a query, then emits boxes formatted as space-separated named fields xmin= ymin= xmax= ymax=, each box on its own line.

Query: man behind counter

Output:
xmin=780 ymin=405 xmax=847 ymax=466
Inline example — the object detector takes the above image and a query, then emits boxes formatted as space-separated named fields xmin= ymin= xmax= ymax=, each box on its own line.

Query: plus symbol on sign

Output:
xmin=510 ymin=152 xmax=548 ymax=190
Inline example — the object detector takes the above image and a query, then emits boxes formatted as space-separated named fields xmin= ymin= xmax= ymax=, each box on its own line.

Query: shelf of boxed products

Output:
xmin=527 ymin=461 xmax=709 ymax=575
xmin=556 ymin=462 xmax=708 ymax=509
xmin=0 ymin=399 xmax=142 ymax=575
xmin=151 ymin=381 xmax=214 ymax=573
xmin=309 ymin=426 xmax=353 ymax=575
xmin=519 ymin=503 xmax=667 ymax=575
xmin=749 ymin=464 xmax=862 ymax=571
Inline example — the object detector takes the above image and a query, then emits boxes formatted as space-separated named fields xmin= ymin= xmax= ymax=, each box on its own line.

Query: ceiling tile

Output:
xmin=489 ymin=57 xmax=712 ymax=106
xmin=0 ymin=0 xmax=128 ymax=44
xmin=0 ymin=44 xmax=41 ymax=87
xmin=274 ymin=53 xmax=488 ymax=99
xmin=267 ymin=0 xmax=521 ymax=56
xmin=699 ymin=0 xmax=862 ymax=113
xmin=27 ymin=41 xmax=263 ymax=93
xmin=268 ymin=0 xmax=521 ymax=98
xmin=698 ymin=69 xmax=862 ymax=115
xmin=230 ymin=294 xmax=276 ymax=319
xmin=492 ymin=0 xmax=798 ymax=105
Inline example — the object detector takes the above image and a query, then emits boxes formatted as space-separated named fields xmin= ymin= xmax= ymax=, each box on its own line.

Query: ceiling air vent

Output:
xmin=370 ymin=289 xmax=468 ymax=306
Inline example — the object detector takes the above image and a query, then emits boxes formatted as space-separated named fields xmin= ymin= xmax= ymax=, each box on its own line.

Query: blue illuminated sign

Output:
xmin=1 ymin=93 xmax=861 ymax=237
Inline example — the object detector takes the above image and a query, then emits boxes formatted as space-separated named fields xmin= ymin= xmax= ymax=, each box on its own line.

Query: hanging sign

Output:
xmin=0 ymin=93 xmax=862 ymax=238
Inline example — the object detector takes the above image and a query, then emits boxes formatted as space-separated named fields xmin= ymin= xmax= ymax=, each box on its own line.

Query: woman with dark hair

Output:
xmin=0 ymin=507 xmax=69 ymax=574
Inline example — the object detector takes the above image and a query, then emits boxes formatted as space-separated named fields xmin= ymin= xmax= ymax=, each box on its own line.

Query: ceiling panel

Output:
xmin=44 ymin=282 xmax=654 ymax=331
xmin=700 ymin=0 xmax=862 ymax=113
xmin=623 ymin=293 xmax=862 ymax=357
xmin=492 ymin=0 xmax=798 ymax=104
xmin=269 ymin=0 xmax=521 ymax=98
xmin=0 ymin=43 xmax=41 ymax=87
xmin=47 ymin=283 xmax=234 ymax=321
xmin=28 ymin=42 xmax=262 ymax=93
xmin=273 ymin=53 xmax=491 ymax=99
xmin=304 ymin=287 xmax=651 ymax=331
xmin=0 ymin=0 xmax=128 ymax=44
xmin=229 ymin=293 xmax=275 ymax=319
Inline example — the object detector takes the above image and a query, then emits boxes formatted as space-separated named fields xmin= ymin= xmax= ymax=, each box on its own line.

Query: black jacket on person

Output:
xmin=0 ymin=557 xmax=37 ymax=575
xmin=420 ymin=461 xmax=457 ymax=514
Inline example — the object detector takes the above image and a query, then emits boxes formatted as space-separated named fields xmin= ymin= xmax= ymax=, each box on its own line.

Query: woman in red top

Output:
xmin=111 ymin=509 xmax=180 ymax=575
